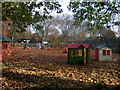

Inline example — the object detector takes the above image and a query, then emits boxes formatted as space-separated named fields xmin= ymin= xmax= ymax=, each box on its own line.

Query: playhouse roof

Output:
xmin=0 ymin=34 xmax=13 ymax=42
xmin=95 ymin=46 xmax=109 ymax=49
xmin=68 ymin=44 xmax=89 ymax=49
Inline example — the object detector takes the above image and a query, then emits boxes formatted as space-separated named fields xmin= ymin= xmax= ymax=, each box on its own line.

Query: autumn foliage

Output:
xmin=2 ymin=46 xmax=120 ymax=89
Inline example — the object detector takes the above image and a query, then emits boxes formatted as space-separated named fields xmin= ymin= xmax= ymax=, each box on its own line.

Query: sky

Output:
xmin=51 ymin=0 xmax=119 ymax=36
xmin=50 ymin=0 xmax=73 ymax=16
xmin=35 ymin=0 xmax=73 ymax=16
xmin=31 ymin=0 xmax=119 ymax=36
xmin=31 ymin=0 xmax=73 ymax=33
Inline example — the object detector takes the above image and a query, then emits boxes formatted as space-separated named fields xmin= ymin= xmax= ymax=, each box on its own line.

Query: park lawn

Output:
xmin=2 ymin=46 xmax=120 ymax=89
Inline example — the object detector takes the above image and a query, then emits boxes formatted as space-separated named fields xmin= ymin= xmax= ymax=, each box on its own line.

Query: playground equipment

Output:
xmin=41 ymin=44 xmax=45 ymax=49
xmin=26 ymin=46 xmax=31 ymax=50
xmin=63 ymin=48 xmax=68 ymax=53
xmin=47 ymin=46 xmax=51 ymax=50
xmin=23 ymin=44 xmax=27 ymax=49
xmin=95 ymin=46 xmax=112 ymax=61
xmin=68 ymin=44 xmax=89 ymax=65
xmin=23 ymin=44 xmax=32 ymax=50
xmin=37 ymin=43 xmax=41 ymax=49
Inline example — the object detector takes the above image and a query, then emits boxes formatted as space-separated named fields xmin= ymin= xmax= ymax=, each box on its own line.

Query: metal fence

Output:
xmin=14 ymin=38 xmax=120 ymax=54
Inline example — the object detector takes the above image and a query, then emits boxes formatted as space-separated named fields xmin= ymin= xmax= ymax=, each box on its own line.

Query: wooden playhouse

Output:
xmin=0 ymin=34 xmax=13 ymax=61
xmin=95 ymin=46 xmax=112 ymax=61
xmin=68 ymin=44 xmax=89 ymax=65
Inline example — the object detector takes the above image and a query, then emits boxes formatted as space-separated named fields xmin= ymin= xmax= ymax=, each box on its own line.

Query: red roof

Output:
xmin=68 ymin=44 xmax=89 ymax=48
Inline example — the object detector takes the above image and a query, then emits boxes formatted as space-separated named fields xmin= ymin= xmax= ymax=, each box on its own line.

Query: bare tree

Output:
xmin=32 ymin=18 xmax=55 ymax=43
xmin=53 ymin=14 xmax=75 ymax=44
xmin=48 ymin=28 xmax=59 ymax=47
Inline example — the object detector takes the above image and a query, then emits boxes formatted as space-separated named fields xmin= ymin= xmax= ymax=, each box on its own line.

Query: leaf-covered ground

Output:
xmin=1 ymin=47 xmax=120 ymax=89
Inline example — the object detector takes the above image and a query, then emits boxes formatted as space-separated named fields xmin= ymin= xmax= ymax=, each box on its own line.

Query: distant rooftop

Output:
xmin=68 ymin=44 xmax=89 ymax=48
xmin=0 ymin=34 xmax=13 ymax=42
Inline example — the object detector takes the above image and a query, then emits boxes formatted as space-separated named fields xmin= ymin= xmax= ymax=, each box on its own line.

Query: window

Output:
xmin=103 ymin=50 xmax=106 ymax=55
xmin=70 ymin=50 xmax=74 ymax=57
xmin=76 ymin=49 xmax=82 ymax=57
xmin=103 ymin=50 xmax=110 ymax=56
xmin=107 ymin=50 xmax=110 ymax=55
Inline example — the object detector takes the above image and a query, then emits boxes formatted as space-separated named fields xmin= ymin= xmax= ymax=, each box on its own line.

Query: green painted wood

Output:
xmin=68 ymin=45 xmax=89 ymax=64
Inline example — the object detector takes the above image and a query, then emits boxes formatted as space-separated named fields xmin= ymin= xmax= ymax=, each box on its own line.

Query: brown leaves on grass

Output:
xmin=2 ymin=47 xmax=120 ymax=89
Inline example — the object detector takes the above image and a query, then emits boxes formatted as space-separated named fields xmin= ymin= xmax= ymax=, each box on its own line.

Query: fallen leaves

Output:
xmin=2 ymin=47 xmax=120 ymax=89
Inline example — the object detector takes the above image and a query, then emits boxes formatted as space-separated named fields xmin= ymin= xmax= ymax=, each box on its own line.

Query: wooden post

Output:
xmin=84 ymin=48 xmax=86 ymax=65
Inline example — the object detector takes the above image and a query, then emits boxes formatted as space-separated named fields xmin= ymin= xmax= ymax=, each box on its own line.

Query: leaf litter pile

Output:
xmin=2 ymin=47 xmax=120 ymax=89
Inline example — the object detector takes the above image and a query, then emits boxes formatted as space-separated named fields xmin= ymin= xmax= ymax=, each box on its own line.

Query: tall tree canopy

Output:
xmin=68 ymin=1 xmax=120 ymax=29
xmin=2 ymin=2 xmax=62 ymax=33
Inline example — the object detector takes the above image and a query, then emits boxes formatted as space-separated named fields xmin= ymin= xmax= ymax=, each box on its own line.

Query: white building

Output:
xmin=95 ymin=46 xmax=112 ymax=61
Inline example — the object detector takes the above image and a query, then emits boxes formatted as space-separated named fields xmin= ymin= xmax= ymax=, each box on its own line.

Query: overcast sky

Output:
xmin=50 ymin=0 xmax=73 ymax=16
xmin=31 ymin=1 xmax=119 ymax=35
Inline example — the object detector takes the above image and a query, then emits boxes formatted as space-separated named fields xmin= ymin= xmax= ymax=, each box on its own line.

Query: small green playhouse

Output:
xmin=68 ymin=44 xmax=89 ymax=65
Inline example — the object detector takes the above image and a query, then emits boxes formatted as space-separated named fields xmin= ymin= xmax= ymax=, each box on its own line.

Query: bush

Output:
xmin=112 ymin=47 xmax=120 ymax=54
